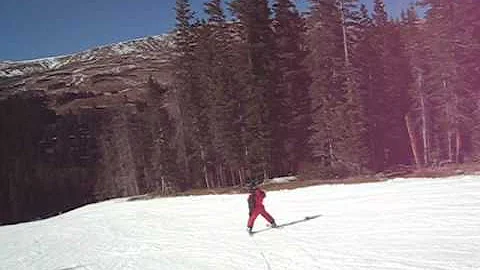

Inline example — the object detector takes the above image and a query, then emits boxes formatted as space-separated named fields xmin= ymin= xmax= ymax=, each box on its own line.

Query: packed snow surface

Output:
xmin=265 ymin=176 xmax=297 ymax=184
xmin=1 ymin=175 xmax=480 ymax=270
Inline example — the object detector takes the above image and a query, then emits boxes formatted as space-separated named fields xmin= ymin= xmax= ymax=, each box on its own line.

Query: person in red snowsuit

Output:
xmin=247 ymin=184 xmax=277 ymax=233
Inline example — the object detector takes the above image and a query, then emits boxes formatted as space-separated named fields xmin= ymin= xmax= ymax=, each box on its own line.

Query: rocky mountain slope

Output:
xmin=0 ymin=34 xmax=175 ymax=112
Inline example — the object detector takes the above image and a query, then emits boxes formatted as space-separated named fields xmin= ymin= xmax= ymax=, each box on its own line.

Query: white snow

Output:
xmin=0 ymin=56 xmax=69 ymax=77
xmin=1 ymin=175 xmax=480 ymax=270
xmin=111 ymin=44 xmax=138 ymax=55
xmin=0 ymin=69 xmax=24 ymax=77
xmin=265 ymin=176 xmax=297 ymax=184
xmin=18 ymin=57 xmax=64 ymax=69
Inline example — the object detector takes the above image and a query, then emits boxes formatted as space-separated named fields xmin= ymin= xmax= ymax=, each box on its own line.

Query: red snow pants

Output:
xmin=247 ymin=205 xmax=274 ymax=228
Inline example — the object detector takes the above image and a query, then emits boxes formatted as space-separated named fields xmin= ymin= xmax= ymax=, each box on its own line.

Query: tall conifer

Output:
xmin=230 ymin=0 xmax=276 ymax=179
xmin=272 ymin=0 xmax=312 ymax=175
xmin=173 ymin=0 xmax=196 ymax=183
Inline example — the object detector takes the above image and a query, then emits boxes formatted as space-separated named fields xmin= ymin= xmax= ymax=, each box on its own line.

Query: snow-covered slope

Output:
xmin=1 ymin=175 xmax=479 ymax=270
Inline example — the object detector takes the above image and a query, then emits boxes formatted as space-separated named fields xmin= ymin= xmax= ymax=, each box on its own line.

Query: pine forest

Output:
xmin=169 ymin=0 xmax=480 ymax=186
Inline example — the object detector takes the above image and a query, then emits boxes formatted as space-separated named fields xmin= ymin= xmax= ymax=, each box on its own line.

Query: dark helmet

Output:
xmin=247 ymin=181 xmax=257 ymax=191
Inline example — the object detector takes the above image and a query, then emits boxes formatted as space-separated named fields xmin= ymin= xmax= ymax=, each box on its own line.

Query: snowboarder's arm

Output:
xmin=258 ymin=189 xmax=266 ymax=198
xmin=247 ymin=194 xmax=255 ymax=216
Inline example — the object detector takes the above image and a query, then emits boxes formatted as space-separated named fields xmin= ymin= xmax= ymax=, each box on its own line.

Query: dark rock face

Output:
xmin=0 ymin=35 xmax=178 ymax=225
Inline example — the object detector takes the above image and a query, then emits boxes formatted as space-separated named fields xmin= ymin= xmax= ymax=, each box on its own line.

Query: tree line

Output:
xmin=163 ymin=0 xmax=480 ymax=189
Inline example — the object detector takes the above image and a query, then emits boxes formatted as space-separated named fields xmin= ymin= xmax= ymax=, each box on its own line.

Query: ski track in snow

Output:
xmin=1 ymin=175 xmax=480 ymax=270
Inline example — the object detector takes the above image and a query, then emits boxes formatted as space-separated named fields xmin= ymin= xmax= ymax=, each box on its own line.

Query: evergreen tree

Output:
xmin=457 ymin=1 xmax=480 ymax=160
xmin=200 ymin=0 xmax=246 ymax=186
xmin=305 ymin=0 xmax=369 ymax=176
xmin=146 ymin=77 xmax=181 ymax=193
xmin=336 ymin=0 xmax=371 ymax=173
xmin=190 ymin=20 xmax=215 ymax=189
xmin=230 ymin=0 xmax=276 ymax=179
xmin=417 ymin=0 xmax=478 ymax=164
xmin=382 ymin=21 xmax=412 ymax=167
xmin=202 ymin=0 xmax=231 ymax=187
xmin=358 ymin=0 xmax=412 ymax=171
xmin=401 ymin=4 xmax=431 ymax=168
xmin=373 ymin=0 xmax=388 ymax=25
xmin=364 ymin=0 xmax=390 ymax=171
xmin=172 ymin=0 xmax=196 ymax=184
xmin=352 ymin=4 xmax=378 ymax=170
xmin=305 ymin=0 xmax=344 ymax=175
xmin=272 ymin=0 xmax=312 ymax=175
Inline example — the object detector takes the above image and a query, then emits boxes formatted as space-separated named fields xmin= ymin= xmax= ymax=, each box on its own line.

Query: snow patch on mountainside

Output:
xmin=17 ymin=56 xmax=65 ymax=68
xmin=0 ymin=34 xmax=171 ymax=78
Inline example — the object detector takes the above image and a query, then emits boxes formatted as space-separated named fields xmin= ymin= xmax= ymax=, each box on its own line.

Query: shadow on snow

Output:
xmin=252 ymin=214 xmax=322 ymax=235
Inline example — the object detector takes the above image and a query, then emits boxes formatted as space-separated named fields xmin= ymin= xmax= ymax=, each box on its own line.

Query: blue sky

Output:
xmin=0 ymin=0 xmax=416 ymax=61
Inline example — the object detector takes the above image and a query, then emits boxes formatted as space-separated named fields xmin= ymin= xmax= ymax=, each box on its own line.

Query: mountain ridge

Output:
xmin=0 ymin=34 xmax=172 ymax=78
xmin=0 ymin=34 xmax=175 ymax=105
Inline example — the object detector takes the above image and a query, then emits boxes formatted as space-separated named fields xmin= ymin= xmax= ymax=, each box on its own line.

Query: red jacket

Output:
xmin=253 ymin=189 xmax=266 ymax=207
xmin=248 ymin=188 xmax=266 ymax=214
xmin=247 ymin=188 xmax=275 ymax=227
